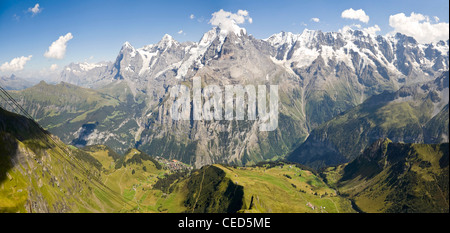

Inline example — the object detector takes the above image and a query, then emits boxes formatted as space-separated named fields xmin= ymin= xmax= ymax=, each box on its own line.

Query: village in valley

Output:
xmin=155 ymin=156 xmax=193 ymax=172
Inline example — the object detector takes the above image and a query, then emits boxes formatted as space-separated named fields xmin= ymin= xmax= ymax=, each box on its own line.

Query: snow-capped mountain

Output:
xmin=45 ymin=26 xmax=449 ymax=167
xmin=59 ymin=26 xmax=448 ymax=100
xmin=266 ymin=28 xmax=448 ymax=83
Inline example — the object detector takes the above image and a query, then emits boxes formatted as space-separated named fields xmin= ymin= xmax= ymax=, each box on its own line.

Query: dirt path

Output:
xmin=432 ymin=174 xmax=449 ymax=208
xmin=191 ymin=168 xmax=206 ymax=213
xmin=326 ymin=197 xmax=339 ymax=213
xmin=118 ymin=169 xmax=126 ymax=194
xmin=296 ymin=191 xmax=315 ymax=212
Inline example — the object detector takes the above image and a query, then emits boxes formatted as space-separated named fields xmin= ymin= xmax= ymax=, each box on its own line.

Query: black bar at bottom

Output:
xmin=0 ymin=213 xmax=447 ymax=232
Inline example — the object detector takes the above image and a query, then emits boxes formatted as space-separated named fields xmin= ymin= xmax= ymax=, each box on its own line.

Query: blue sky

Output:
xmin=0 ymin=0 xmax=448 ymax=79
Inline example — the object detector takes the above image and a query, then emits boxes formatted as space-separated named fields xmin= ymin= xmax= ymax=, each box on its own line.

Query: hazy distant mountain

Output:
xmin=59 ymin=61 xmax=113 ymax=88
xmin=0 ymin=74 xmax=38 ymax=90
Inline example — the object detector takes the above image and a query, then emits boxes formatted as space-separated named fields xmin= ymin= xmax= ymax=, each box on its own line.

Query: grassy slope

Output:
xmin=0 ymin=108 xmax=127 ymax=212
xmin=11 ymin=81 xmax=119 ymax=122
xmin=82 ymin=156 xmax=356 ymax=213
xmin=3 ymin=105 xmax=445 ymax=213
xmin=322 ymin=140 xmax=449 ymax=213
xmin=1 ymin=120 xmax=355 ymax=214
xmin=9 ymin=132 xmax=445 ymax=213
xmin=213 ymin=164 xmax=354 ymax=213
xmin=82 ymin=147 xmax=189 ymax=213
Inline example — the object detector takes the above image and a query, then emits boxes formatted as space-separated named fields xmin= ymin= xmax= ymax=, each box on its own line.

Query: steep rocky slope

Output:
xmin=289 ymin=71 xmax=449 ymax=169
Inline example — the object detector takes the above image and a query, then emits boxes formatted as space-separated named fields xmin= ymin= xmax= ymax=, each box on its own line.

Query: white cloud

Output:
xmin=190 ymin=14 xmax=195 ymax=19
xmin=310 ymin=17 xmax=320 ymax=23
xmin=49 ymin=64 xmax=58 ymax=71
xmin=0 ymin=55 xmax=32 ymax=72
xmin=433 ymin=16 xmax=440 ymax=22
xmin=237 ymin=9 xmax=249 ymax=17
xmin=341 ymin=8 xmax=369 ymax=23
xmin=178 ymin=30 xmax=183 ymax=34
xmin=209 ymin=9 xmax=253 ymax=33
xmin=363 ymin=24 xmax=381 ymax=36
xmin=44 ymin=33 xmax=73 ymax=59
xmin=28 ymin=3 xmax=42 ymax=16
xmin=389 ymin=12 xmax=449 ymax=43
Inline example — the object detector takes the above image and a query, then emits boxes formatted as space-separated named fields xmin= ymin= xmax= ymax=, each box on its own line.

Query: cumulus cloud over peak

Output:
xmin=49 ymin=64 xmax=58 ymax=71
xmin=363 ymin=24 xmax=381 ymax=36
xmin=44 ymin=33 xmax=73 ymax=60
xmin=341 ymin=8 xmax=370 ymax=23
xmin=0 ymin=55 xmax=32 ymax=72
xmin=389 ymin=12 xmax=449 ymax=44
xmin=209 ymin=9 xmax=253 ymax=35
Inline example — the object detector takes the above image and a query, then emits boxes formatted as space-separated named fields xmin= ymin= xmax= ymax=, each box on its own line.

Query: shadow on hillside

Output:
xmin=0 ymin=133 xmax=18 ymax=184
xmin=71 ymin=122 xmax=98 ymax=147
xmin=0 ymin=107 xmax=51 ymax=184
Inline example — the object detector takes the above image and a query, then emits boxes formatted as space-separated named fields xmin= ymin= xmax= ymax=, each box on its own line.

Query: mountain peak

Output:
xmin=298 ymin=29 xmax=325 ymax=42
xmin=162 ymin=33 xmax=173 ymax=41
xmin=265 ymin=31 xmax=299 ymax=48
xmin=199 ymin=26 xmax=249 ymax=46
xmin=122 ymin=41 xmax=133 ymax=49
xmin=213 ymin=23 xmax=247 ymax=37
xmin=38 ymin=80 xmax=48 ymax=86
xmin=339 ymin=26 xmax=367 ymax=39
xmin=301 ymin=28 xmax=321 ymax=36
xmin=157 ymin=33 xmax=178 ymax=49
xmin=119 ymin=41 xmax=137 ymax=58
xmin=394 ymin=32 xmax=418 ymax=44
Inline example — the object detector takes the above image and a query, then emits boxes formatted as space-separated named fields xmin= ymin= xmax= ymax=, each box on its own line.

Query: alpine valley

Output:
xmin=0 ymin=23 xmax=449 ymax=213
